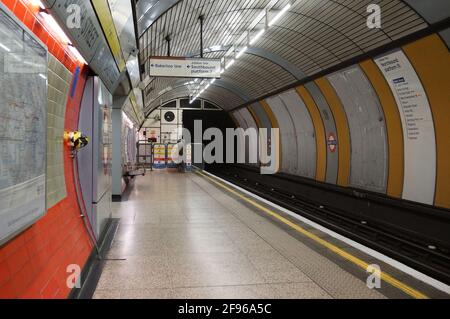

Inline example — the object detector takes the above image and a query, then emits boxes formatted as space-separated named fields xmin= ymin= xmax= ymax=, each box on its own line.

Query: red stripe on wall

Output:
xmin=0 ymin=0 xmax=92 ymax=299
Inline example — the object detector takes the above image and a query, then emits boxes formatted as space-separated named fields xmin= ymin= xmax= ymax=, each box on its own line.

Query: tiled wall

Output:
xmin=234 ymin=34 xmax=450 ymax=209
xmin=46 ymin=54 xmax=71 ymax=208
xmin=0 ymin=0 xmax=93 ymax=299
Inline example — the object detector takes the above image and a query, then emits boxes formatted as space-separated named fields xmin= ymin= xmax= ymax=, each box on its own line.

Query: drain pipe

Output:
xmin=72 ymin=154 xmax=102 ymax=259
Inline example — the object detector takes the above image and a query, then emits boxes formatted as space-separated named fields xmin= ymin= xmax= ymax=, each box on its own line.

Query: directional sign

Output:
xmin=149 ymin=57 xmax=221 ymax=78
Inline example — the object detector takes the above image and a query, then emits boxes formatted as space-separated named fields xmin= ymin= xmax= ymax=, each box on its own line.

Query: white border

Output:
xmin=201 ymin=169 xmax=450 ymax=295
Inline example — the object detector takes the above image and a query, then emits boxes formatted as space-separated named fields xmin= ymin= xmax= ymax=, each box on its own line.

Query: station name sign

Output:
xmin=149 ymin=57 xmax=221 ymax=78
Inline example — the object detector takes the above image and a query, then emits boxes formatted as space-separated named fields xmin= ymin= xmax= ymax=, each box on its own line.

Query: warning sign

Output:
xmin=153 ymin=144 xmax=166 ymax=169
xmin=327 ymin=133 xmax=337 ymax=153
xmin=149 ymin=56 xmax=221 ymax=78
xmin=167 ymin=144 xmax=179 ymax=168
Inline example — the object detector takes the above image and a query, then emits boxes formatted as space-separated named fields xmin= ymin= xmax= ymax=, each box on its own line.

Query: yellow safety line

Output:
xmin=196 ymin=171 xmax=429 ymax=299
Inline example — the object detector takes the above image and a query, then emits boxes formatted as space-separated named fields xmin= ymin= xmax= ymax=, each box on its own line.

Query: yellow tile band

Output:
xmin=197 ymin=171 xmax=429 ymax=299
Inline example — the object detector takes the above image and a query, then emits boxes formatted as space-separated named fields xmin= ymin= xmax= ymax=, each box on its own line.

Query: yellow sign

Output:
xmin=92 ymin=0 xmax=126 ymax=72
xmin=129 ymin=91 xmax=144 ymax=124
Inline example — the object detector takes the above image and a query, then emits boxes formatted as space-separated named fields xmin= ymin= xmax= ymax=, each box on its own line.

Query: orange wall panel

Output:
xmin=229 ymin=113 xmax=239 ymax=128
xmin=295 ymin=86 xmax=327 ymax=182
xmin=314 ymin=78 xmax=351 ymax=187
xmin=248 ymin=107 xmax=262 ymax=129
xmin=12 ymin=0 xmax=25 ymax=20
xmin=3 ymin=0 xmax=14 ymax=10
xmin=260 ymin=99 xmax=282 ymax=167
xmin=260 ymin=100 xmax=279 ymax=129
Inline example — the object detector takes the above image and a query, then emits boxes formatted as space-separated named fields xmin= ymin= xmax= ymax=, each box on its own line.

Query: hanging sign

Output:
xmin=149 ymin=57 xmax=221 ymax=78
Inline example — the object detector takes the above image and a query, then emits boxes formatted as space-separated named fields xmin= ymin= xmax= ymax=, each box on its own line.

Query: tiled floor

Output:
xmin=93 ymin=170 xmax=386 ymax=299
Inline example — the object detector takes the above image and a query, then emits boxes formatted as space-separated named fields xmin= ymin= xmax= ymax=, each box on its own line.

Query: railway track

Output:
xmin=208 ymin=165 xmax=450 ymax=285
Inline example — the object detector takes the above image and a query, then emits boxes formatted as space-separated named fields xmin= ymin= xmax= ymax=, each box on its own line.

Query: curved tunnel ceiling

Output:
xmin=138 ymin=0 xmax=429 ymax=115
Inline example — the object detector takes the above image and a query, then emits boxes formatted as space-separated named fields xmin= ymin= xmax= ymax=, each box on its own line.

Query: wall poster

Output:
xmin=375 ymin=50 xmax=436 ymax=204
xmin=0 ymin=6 xmax=48 ymax=245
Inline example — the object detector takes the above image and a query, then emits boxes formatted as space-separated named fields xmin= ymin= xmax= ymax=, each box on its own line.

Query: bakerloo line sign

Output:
xmin=148 ymin=57 xmax=279 ymax=173
xmin=169 ymin=122 xmax=280 ymax=175
xmin=149 ymin=56 xmax=222 ymax=78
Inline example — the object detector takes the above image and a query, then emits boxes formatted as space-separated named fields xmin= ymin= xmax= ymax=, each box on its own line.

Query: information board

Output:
xmin=153 ymin=144 xmax=167 ymax=169
xmin=149 ymin=57 xmax=221 ymax=78
xmin=0 ymin=6 xmax=47 ymax=245
xmin=375 ymin=50 xmax=436 ymax=204
xmin=185 ymin=144 xmax=192 ymax=171
xmin=47 ymin=0 xmax=121 ymax=92
xmin=167 ymin=144 xmax=179 ymax=168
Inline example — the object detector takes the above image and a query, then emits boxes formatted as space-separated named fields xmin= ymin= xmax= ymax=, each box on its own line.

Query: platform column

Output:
xmin=112 ymin=96 xmax=127 ymax=201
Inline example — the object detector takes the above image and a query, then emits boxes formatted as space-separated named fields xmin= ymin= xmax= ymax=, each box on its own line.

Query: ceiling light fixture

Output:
xmin=225 ymin=59 xmax=235 ymax=69
xmin=41 ymin=12 xmax=71 ymax=44
xmin=249 ymin=29 xmax=265 ymax=45
xmin=236 ymin=46 xmax=248 ymax=59
xmin=268 ymin=3 xmax=291 ymax=27
xmin=68 ymin=44 xmax=88 ymax=65
xmin=0 ymin=42 xmax=11 ymax=52
xmin=193 ymin=1 xmax=292 ymax=101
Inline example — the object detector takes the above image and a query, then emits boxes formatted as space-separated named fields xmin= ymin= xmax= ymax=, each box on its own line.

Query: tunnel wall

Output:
xmin=0 ymin=0 xmax=93 ymax=298
xmin=327 ymin=65 xmax=388 ymax=194
xmin=231 ymin=33 xmax=450 ymax=210
xmin=183 ymin=110 xmax=236 ymax=168
xmin=237 ymin=108 xmax=258 ymax=165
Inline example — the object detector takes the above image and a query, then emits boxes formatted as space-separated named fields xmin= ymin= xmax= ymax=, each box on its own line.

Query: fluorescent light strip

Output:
xmin=122 ymin=111 xmax=134 ymax=127
xmin=252 ymin=10 xmax=267 ymax=27
xmin=10 ymin=54 xmax=21 ymax=61
xmin=268 ymin=3 xmax=291 ymax=27
xmin=249 ymin=29 xmax=265 ymax=45
xmin=36 ymin=0 xmax=46 ymax=9
xmin=0 ymin=42 xmax=11 ymax=52
xmin=199 ymin=3 xmax=290 ymax=97
xmin=219 ymin=3 xmax=291 ymax=73
xmin=68 ymin=45 xmax=87 ymax=65
xmin=236 ymin=46 xmax=248 ymax=59
xmin=189 ymin=3 xmax=292 ymax=106
xmin=41 ymin=12 xmax=71 ymax=44
xmin=225 ymin=59 xmax=235 ymax=69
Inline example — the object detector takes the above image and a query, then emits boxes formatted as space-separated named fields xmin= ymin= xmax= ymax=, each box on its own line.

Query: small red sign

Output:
xmin=328 ymin=133 xmax=337 ymax=153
